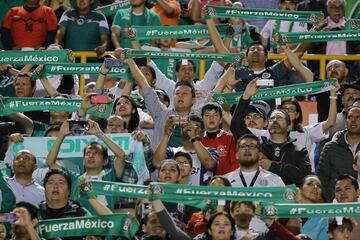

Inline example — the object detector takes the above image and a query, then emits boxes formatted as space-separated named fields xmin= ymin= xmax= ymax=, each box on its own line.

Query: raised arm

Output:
xmin=35 ymin=65 xmax=59 ymax=97
xmin=152 ymin=117 xmax=175 ymax=168
xmin=206 ymin=18 xmax=229 ymax=54
xmin=321 ymin=81 xmax=340 ymax=133
xmin=282 ymin=45 xmax=313 ymax=83
xmin=46 ymin=120 xmax=71 ymax=169
xmin=125 ymin=58 xmax=150 ymax=89
xmin=85 ymin=119 xmax=126 ymax=178
xmin=87 ymin=197 xmax=112 ymax=215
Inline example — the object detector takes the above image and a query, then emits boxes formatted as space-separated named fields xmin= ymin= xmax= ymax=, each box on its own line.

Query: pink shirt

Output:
xmin=326 ymin=16 xmax=347 ymax=55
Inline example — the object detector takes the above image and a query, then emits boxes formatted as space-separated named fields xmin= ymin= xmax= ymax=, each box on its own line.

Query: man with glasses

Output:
xmin=231 ymin=79 xmax=311 ymax=186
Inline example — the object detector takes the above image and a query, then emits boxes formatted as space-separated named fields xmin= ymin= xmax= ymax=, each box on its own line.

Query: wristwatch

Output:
xmin=191 ymin=136 xmax=201 ymax=143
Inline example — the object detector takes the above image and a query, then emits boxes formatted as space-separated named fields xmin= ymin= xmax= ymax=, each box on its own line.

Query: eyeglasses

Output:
xmin=239 ymin=144 xmax=258 ymax=150
xmin=177 ymin=162 xmax=191 ymax=167
xmin=245 ymin=114 xmax=263 ymax=121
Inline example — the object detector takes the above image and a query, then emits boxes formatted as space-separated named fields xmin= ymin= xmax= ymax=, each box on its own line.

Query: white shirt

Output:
xmin=326 ymin=17 xmax=347 ymax=55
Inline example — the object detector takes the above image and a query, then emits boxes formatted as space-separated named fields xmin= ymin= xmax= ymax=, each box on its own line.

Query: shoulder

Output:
xmin=260 ymin=168 xmax=284 ymax=185
xmin=89 ymin=10 xmax=107 ymax=20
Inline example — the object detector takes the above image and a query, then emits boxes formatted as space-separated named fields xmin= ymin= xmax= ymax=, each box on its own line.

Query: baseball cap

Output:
xmin=246 ymin=100 xmax=271 ymax=119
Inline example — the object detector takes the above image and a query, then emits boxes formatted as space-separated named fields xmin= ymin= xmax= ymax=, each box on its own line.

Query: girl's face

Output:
xmin=115 ymin=97 xmax=135 ymax=117
xmin=158 ymin=162 xmax=180 ymax=184
xmin=208 ymin=215 xmax=234 ymax=240
xmin=300 ymin=176 xmax=322 ymax=203
xmin=281 ymin=102 xmax=299 ymax=122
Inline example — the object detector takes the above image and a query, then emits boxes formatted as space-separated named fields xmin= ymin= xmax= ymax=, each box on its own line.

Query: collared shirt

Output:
xmin=7 ymin=177 xmax=45 ymax=206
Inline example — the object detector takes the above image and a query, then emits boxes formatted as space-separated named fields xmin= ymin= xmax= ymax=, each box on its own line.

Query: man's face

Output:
xmin=13 ymin=152 xmax=36 ymax=176
xmin=231 ymin=203 xmax=254 ymax=227
xmin=176 ymin=63 xmax=196 ymax=82
xmin=247 ymin=44 xmax=266 ymax=65
xmin=140 ymin=66 xmax=155 ymax=87
xmin=342 ymin=88 xmax=360 ymax=109
xmin=11 ymin=207 xmax=36 ymax=236
xmin=279 ymin=0 xmax=296 ymax=10
xmin=14 ymin=76 xmax=35 ymax=97
xmin=130 ymin=0 xmax=145 ymax=8
xmin=173 ymin=85 xmax=194 ymax=112
xmin=203 ymin=109 xmax=222 ymax=132
xmin=83 ymin=145 xmax=107 ymax=172
xmin=45 ymin=174 xmax=70 ymax=206
xmin=245 ymin=112 xmax=266 ymax=129
xmin=105 ymin=116 xmax=126 ymax=134
xmin=345 ymin=108 xmax=360 ymax=134
xmin=76 ymin=0 xmax=92 ymax=11
xmin=328 ymin=1 xmax=344 ymax=23
xmin=326 ymin=61 xmax=347 ymax=83
xmin=335 ymin=179 xmax=359 ymax=203
xmin=236 ymin=138 xmax=260 ymax=167
xmin=268 ymin=111 xmax=290 ymax=135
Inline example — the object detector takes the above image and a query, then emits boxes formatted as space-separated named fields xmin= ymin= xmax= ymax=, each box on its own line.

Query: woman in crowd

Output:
xmin=113 ymin=95 xmax=140 ymax=133
xmin=203 ymin=212 xmax=236 ymax=240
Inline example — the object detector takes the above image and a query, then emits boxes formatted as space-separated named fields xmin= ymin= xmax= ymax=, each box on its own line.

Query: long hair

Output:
xmin=205 ymin=212 xmax=236 ymax=240
xmin=113 ymin=95 xmax=140 ymax=133
xmin=280 ymin=99 xmax=304 ymax=133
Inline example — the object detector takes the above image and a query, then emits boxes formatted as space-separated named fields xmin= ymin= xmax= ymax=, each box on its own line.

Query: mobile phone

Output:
xmin=68 ymin=120 xmax=89 ymax=133
xmin=104 ymin=58 xmax=124 ymax=68
xmin=90 ymin=95 xmax=109 ymax=104
xmin=0 ymin=213 xmax=16 ymax=223
xmin=174 ymin=117 xmax=188 ymax=125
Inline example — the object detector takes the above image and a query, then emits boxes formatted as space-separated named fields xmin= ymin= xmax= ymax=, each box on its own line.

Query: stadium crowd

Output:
xmin=0 ymin=0 xmax=360 ymax=239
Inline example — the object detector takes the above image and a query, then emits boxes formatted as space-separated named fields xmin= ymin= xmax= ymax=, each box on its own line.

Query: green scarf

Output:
xmin=0 ymin=97 xmax=113 ymax=119
xmin=261 ymin=202 xmax=360 ymax=218
xmin=212 ymin=79 xmax=336 ymax=105
xmin=124 ymin=49 xmax=245 ymax=63
xmin=43 ymin=63 xmax=132 ymax=80
xmin=279 ymin=30 xmax=360 ymax=44
xmin=0 ymin=50 xmax=71 ymax=64
xmin=127 ymin=24 xmax=231 ymax=40
xmin=81 ymin=180 xmax=297 ymax=204
xmin=345 ymin=19 xmax=360 ymax=30
xmin=37 ymin=214 xmax=139 ymax=238
xmin=95 ymin=0 xmax=131 ymax=17
xmin=205 ymin=5 xmax=322 ymax=24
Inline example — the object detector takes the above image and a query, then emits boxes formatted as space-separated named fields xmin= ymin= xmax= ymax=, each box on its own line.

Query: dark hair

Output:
xmin=246 ymin=42 xmax=268 ymax=57
xmin=113 ymin=95 xmax=140 ymax=133
xmin=44 ymin=169 xmax=72 ymax=191
xmin=175 ymin=59 xmax=196 ymax=73
xmin=280 ymin=99 xmax=304 ymax=133
xmin=44 ymin=124 xmax=61 ymax=137
xmin=201 ymin=103 xmax=223 ymax=118
xmin=57 ymin=75 xmax=75 ymax=95
xmin=187 ymin=114 xmax=205 ymax=131
xmin=209 ymin=176 xmax=232 ymax=187
xmin=299 ymin=174 xmax=321 ymax=189
xmin=15 ymin=202 xmax=39 ymax=220
xmin=175 ymin=80 xmax=196 ymax=98
xmin=230 ymin=201 xmax=255 ymax=214
xmin=205 ymin=212 xmax=236 ymax=240
xmin=159 ymin=159 xmax=181 ymax=175
xmin=335 ymin=174 xmax=359 ymax=190
xmin=173 ymin=151 xmax=193 ymax=168
xmin=83 ymin=141 xmax=109 ymax=161
xmin=269 ymin=109 xmax=291 ymax=126
xmin=328 ymin=217 xmax=355 ymax=233
xmin=236 ymin=134 xmax=260 ymax=151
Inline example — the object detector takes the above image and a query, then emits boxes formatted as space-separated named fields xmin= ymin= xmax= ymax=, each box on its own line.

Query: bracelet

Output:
xmin=99 ymin=71 xmax=107 ymax=76
xmin=329 ymin=96 xmax=337 ymax=100
xmin=191 ymin=136 xmax=201 ymax=143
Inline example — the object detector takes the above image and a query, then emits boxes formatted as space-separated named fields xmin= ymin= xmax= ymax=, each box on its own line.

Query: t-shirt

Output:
xmin=2 ymin=5 xmax=57 ymax=49
xmin=202 ymin=130 xmax=238 ymax=175
xmin=112 ymin=7 xmax=161 ymax=48
xmin=0 ymin=0 xmax=25 ymax=26
xmin=151 ymin=0 xmax=181 ymax=26
xmin=59 ymin=9 xmax=109 ymax=51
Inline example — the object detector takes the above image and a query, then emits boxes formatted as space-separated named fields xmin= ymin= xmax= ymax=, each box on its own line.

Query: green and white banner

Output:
xmin=43 ymin=63 xmax=131 ymax=79
xmin=81 ymin=180 xmax=297 ymax=203
xmin=261 ymin=202 xmax=360 ymax=219
xmin=37 ymin=214 xmax=139 ymax=238
xmin=95 ymin=0 xmax=130 ymax=17
xmin=205 ymin=5 xmax=322 ymax=24
xmin=279 ymin=30 xmax=360 ymax=44
xmin=124 ymin=49 xmax=245 ymax=63
xmin=0 ymin=97 xmax=113 ymax=119
xmin=127 ymin=24 xmax=232 ymax=40
xmin=212 ymin=79 xmax=336 ymax=105
xmin=150 ymin=182 xmax=297 ymax=203
xmin=0 ymin=50 xmax=72 ymax=64
xmin=345 ymin=19 xmax=360 ymax=30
